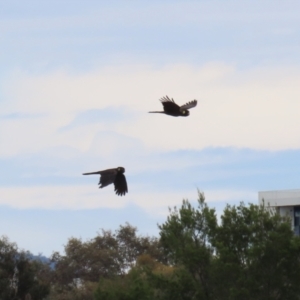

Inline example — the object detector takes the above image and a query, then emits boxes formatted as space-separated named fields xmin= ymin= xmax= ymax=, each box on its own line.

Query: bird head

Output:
xmin=117 ymin=167 xmax=125 ymax=173
xmin=181 ymin=109 xmax=189 ymax=117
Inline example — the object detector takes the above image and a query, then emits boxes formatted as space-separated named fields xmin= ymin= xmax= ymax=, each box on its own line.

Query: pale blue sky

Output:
xmin=1 ymin=0 xmax=300 ymax=256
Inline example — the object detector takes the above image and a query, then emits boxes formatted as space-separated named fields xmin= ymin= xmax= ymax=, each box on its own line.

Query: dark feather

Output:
xmin=149 ymin=95 xmax=197 ymax=117
xmin=160 ymin=96 xmax=181 ymax=115
xmin=114 ymin=173 xmax=128 ymax=196
xmin=180 ymin=100 xmax=197 ymax=111
xmin=83 ymin=167 xmax=128 ymax=196
xmin=99 ymin=172 xmax=116 ymax=188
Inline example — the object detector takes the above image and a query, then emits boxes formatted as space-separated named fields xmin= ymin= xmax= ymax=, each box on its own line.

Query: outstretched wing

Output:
xmin=160 ymin=96 xmax=180 ymax=114
xmin=83 ymin=168 xmax=118 ymax=188
xmin=99 ymin=171 xmax=117 ymax=188
xmin=114 ymin=173 xmax=128 ymax=196
xmin=180 ymin=100 xmax=197 ymax=111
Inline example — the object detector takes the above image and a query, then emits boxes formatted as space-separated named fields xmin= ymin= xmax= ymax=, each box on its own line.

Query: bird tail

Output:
xmin=148 ymin=111 xmax=164 ymax=113
xmin=82 ymin=171 xmax=101 ymax=175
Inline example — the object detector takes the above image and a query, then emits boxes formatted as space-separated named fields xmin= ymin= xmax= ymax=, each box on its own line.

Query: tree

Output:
xmin=94 ymin=192 xmax=218 ymax=300
xmin=50 ymin=223 xmax=162 ymax=300
xmin=156 ymin=192 xmax=300 ymax=300
xmin=48 ymin=192 xmax=300 ymax=300
xmin=158 ymin=191 xmax=217 ymax=299
xmin=0 ymin=236 xmax=50 ymax=300
xmin=94 ymin=254 xmax=173 ymax=300
xmin=211 ymin=202 xmax=300 ymax=300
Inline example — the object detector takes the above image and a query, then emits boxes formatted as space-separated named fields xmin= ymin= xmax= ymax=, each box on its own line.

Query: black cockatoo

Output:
xmin=149 ymin=96 xmax=197 ymax=117
xmin=83 ymin=167 xmax=128 ymax=196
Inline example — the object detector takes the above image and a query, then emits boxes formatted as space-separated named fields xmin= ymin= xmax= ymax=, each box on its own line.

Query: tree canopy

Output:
xmin=1 ymin=192 xmax=300 ymax=300
xmin=95 ymin=192 xmax=300 ymax=300
xmin=0 ymin=236 xmax=50 ymax=300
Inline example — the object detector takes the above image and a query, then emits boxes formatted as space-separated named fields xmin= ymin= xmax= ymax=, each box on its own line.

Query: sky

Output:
xmin=1 ymin=0 xmax=300 ymax=256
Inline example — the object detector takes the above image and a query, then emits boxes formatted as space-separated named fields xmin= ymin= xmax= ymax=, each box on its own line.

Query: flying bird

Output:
xmin=149 ymin=96 xmax=197 ymax=117
xmin=82 ymin=167 xmax=128 ymax=196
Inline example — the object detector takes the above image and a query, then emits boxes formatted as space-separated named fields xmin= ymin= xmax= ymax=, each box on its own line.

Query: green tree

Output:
xmin=211 ymin=202 xmax=300 ymax=300
xmin=95 ymin=192 xmax=217 ymax=300
xmin=50 ymin=223 xmax=162 ymax=300
xmin=63 ymin=192 xmax=300 ymax=300
xmin=0 ymin=236 xmax=50 ymax=300
xmin=158 ymin=191 xmax=217 ymax=299
xmin=94 ymin=254 xmax=172 ymax=300
xmin=156 ymin=192 xmax=300 ymax=300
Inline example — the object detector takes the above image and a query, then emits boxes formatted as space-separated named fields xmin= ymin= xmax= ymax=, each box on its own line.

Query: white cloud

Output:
xmin=0 ymin=182 xmax=256 ymax=213
xmin=0 ymin=184 xmax=184 ymax=213
xmin=0 ymin=185 xmax=126 ymax=210
xmin=1 ymin=63 xmax=300 ymax=158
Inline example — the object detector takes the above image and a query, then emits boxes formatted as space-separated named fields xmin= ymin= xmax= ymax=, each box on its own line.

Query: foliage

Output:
xmin=158 ymin=191 xmax=217 ymax=299
xmin=211 ymin=202 xmax=300 ymax=300
xmin=95 ymin=192 xmax=300 ymax=300
xmin=0 ymin=236 xmax=51 ymax=300
xmin=49 ymin=223 xmax=162 ymax=299
xmin=2 ymin=192 xmax=300 ymax=300
xmin=94 ymin=254 xmax=172 ymax=300
xmin=158 ymin=192 xmax=300 ymax=300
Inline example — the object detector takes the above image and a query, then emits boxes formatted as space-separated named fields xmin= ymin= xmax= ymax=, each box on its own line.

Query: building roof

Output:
xmin=259 ymin=189 xmax=300 ymax=207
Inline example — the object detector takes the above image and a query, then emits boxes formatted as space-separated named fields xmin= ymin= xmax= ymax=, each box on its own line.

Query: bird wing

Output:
xmin=83 ymin=168 xmax=118 ymax=188
xmin=160 ymin=96 xmax=180 ymax=113
xmin=114 ymin=173 xmax=128 ymax=196
xmin=98 ymin=169 xmax=118 ymax=188
xmin=99 ymin=173 xmax=116 ymax=188
xmin=180 ymin=100 xmax=197 ymax=111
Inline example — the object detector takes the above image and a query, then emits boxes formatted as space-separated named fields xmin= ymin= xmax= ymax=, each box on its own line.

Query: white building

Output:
xmin=258 ymin=189 xmax=300 ymax=236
